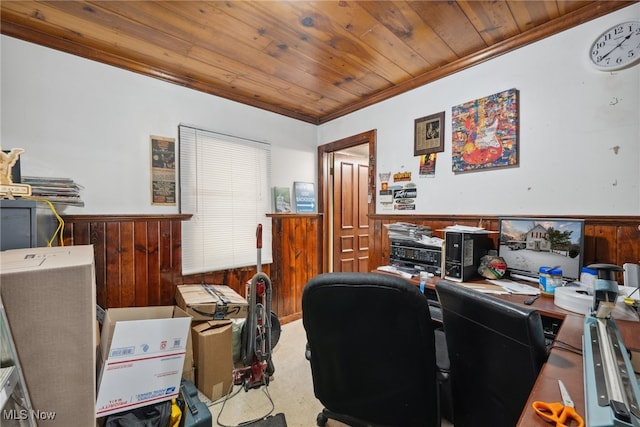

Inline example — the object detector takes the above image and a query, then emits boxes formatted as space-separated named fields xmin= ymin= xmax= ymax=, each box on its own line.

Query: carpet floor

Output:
xmin=201 ymin=318 xmax=324 ymax=427
xmin=199 ymin=319 xmax=452 ymax=427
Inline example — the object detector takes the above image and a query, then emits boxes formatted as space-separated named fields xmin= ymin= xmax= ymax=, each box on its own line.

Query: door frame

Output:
xmin=317 ymin=130 xmax=376 ymax=272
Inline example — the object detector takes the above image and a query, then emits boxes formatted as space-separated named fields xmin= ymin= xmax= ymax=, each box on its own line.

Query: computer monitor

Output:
xmin=497 ymin=217 xmax=585 ymax=281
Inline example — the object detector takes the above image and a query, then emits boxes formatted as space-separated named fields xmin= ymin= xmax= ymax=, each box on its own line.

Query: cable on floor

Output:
xmin=212 ymin=374 xmax=276 ymax=427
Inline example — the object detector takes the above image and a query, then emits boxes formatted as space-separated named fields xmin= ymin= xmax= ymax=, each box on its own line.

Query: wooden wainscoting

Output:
xmin=184 ymin=214 xmax=322 ymax=323
xmin=62 ymin=214 xmax=191 ymax=309
xmin=62 ymin=213 xmax=636 ymax=319
xmin=369 ymin=214 xmax=640 ymax=284
xmin=62 ymin=213 xmax=322 ymax=324
xmin=268 ymin=214 xmax=323 ymax=323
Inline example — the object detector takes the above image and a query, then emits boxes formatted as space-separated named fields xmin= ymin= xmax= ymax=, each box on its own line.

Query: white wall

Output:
xmin=2 ymin=3 xmax=639 ymax=217
xmin=318 ymin=3 xmax=640 ymax=216
xmin=1 ymin=37 xmax=317 ymax=214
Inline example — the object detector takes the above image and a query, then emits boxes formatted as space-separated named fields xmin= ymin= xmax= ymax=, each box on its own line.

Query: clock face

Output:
xmin=590 ymin=21 xmax=640 ymax=70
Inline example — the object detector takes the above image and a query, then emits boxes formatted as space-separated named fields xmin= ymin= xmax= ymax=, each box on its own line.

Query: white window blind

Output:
xmin=179 ymin=124 xmax=272 ymax=275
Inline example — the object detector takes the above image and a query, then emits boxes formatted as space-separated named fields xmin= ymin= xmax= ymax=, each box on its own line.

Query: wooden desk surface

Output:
xmin=383 ymin=272 xmax=640 ymax=426
xmin=518 ymin=313 xmax=585 ymax=426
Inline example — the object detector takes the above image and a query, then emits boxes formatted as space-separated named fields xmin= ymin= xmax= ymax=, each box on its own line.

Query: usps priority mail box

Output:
xmin=96 ymin=306 xmax=191 ymax=417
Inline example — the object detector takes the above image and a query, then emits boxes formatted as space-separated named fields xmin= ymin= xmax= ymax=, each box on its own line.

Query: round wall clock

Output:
xmin=589 ymin=20 xmax=640 ymax=70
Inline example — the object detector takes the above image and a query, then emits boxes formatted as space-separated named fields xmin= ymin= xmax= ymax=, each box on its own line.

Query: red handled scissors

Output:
xmin=532 ymin=380 xmax=584 ymax=426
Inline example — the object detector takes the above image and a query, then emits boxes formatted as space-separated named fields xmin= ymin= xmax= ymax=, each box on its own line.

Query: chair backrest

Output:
xmin=435 ymin=280 xmax=548 ymax=427
xmin=302 ymin=272 xmax=440 ymax=427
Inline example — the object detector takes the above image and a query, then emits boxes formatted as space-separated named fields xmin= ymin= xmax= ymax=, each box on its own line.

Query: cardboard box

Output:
xmin=96 ymin=306 xmax=191 ymax=418
xmin=176 ymin=284 xmax=248 ymax=321
xmin=183 ymin=329 xmax=195 ymax=383
xmin=0 ymin=245 xmax=97 ymax=426
xmin=191 ymin=320 xmax=234 ymax=401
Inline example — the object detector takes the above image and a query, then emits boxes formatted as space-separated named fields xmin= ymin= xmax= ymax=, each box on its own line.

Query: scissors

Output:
xmin=532 ymin=380 xmax=584 ymax=426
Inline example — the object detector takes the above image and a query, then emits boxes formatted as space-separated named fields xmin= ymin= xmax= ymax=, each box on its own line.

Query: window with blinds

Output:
xmin=179 ymin=124 xmax=272 ymax=275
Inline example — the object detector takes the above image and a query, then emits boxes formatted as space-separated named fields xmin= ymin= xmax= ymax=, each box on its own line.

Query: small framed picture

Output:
xmin=293 ymin=181 xmax=316 ymax=213
xmin=414 ymin=111 xmax=445 ymax=156
xmin=150 ymin=135 xmax=176 ymax=206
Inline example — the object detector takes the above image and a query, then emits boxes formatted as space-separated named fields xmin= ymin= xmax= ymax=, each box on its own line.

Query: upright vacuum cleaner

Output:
xmin=234 ymin=224 xmax=277 ymax=390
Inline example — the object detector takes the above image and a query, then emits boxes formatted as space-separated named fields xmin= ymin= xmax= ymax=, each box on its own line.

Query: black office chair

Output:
xmin=435 ymin=280 xmax=548 ymax=427
xmin=302 ymin=272 xmax=447 ymax=427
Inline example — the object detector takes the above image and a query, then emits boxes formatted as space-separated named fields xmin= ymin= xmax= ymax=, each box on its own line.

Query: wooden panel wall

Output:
xmin=268 ymin=214 xmax=322 ymax=323
xmin=62 ymin=213 xmax=636 ymax=320
xmin=369 ymin=214 xmax=640 ymax=284
xmin=63 ymin=214 xmax=190 ymax=309
xmin=62 ymin=214 xmax=321 ymax=324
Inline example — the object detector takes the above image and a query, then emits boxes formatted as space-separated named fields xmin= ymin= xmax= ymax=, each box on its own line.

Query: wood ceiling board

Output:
xmin=1 ymin=0 xmax=635 ymax=124
xmin=283 ymin=1 xmax=414 ymax=84
xmin=359 ymin=1 xmax=458 ymax=68
xmin=457 ymin=1 xmax=521 ymax=45
xmin=407 ymin=1 xmax=488 ymax=58
xmin=211 ymin=1 xmax=379 ymax=99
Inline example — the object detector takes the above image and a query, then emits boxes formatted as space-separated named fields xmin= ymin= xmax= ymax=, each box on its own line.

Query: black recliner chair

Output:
xmin=435 ymin=279 xmax=549 ymax=427
xmin=302 ymin=272 xmax=449 ymax=427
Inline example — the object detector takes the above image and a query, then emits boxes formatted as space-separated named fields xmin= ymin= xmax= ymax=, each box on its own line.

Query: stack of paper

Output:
xmin=22 ymin=176 xmax=85 ymax=207
xmin=384 ymin=222 xmax=432 ymax=241
xmin=487 ymin=279 xmax=540 ymax=295
xmin=441 ymin=224 xmax=496 ymax=234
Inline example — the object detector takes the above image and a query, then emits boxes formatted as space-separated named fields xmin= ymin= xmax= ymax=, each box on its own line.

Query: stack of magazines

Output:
xmin=384 ymin=222 xmax=432 ymax=242
xmin=22 ymin=176 xmax=84 ymax=207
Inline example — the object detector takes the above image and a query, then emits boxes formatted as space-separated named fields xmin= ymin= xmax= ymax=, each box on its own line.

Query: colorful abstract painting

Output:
xmin=451 ymin=88 xmax=519 ymax=173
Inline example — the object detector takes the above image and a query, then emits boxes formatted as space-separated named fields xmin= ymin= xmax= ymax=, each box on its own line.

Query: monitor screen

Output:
xmin=497 ymin=217 xmax=585 ymax=281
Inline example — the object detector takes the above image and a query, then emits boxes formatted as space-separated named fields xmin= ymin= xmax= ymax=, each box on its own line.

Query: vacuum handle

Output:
xmin=256 ymin=224 xmax=262 ymax=249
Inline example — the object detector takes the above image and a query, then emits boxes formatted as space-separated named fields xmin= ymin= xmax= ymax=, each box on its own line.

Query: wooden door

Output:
xmin=333 ymin=153 xmax=369 ymax=272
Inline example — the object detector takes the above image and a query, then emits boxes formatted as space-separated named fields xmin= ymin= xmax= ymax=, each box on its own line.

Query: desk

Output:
xmin=519 ymin=315 xmax=640 ymax=426
xmin=395 ymin=273 xmax=640 ymax=426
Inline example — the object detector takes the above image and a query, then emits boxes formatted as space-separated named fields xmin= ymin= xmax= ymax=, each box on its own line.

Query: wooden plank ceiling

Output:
xmin=1 ymin=1 xmax=633 ymax=124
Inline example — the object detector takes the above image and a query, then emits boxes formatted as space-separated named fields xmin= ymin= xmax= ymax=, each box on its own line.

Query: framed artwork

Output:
xmin=419 ymin=153 xmax=437 ymax=177
xmin=414 ymin=112 xmax=445 ymax=156
xmin=273 ymin=187 xmax=292 ymax=213
xmin=451 ymin=88 xmax=519 ymax=173
xmin=150 ymin=135 xmax=176 ymax=206
xmin=293 ymin=181 xmax=316 ymax=213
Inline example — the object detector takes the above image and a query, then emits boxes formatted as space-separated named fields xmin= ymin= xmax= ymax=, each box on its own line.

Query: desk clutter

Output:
xmin=380 ymin=221 xmax=640 ymax=426
xmin=532 ymin=380 xmax=584 ymax=427
xmin=386 ymin=222 xmax=443 ymax=277
xmin=580 ymin=264 xmax=640 ymax=427
xmin=383 ymin=220 xmax=640 ymax=307
xmin=385 ymin=222 xmax=503 ymax=283
xmin=554 ymin=284 xmax=639 ymax=321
